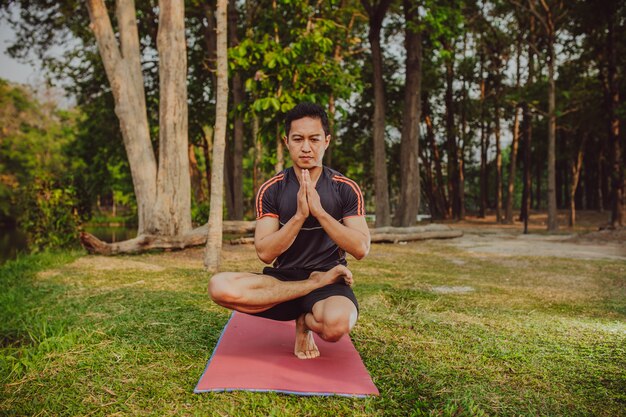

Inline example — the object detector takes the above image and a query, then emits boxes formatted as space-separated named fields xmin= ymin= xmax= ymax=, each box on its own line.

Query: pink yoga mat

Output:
xmin=194 ymin=312 xmax=379 ymax=397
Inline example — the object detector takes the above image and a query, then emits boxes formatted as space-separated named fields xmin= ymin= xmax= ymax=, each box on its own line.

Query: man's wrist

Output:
xmin=292 ymin=212 xmax=308 ymax=223
xmin=313 ymin=209 xmax=331 ymax=223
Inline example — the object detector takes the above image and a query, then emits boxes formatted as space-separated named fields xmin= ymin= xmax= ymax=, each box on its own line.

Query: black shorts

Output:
xmin=251 ymin=267 xmax=359 ymax=321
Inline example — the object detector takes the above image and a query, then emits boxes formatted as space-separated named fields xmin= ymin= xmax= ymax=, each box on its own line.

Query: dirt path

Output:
xmin=445 ymin=228 xmax=626 ymax=261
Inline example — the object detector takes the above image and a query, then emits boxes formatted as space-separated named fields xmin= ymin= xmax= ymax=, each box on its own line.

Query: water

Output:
xmin=0 ymin=225 xmax=137 ymax=265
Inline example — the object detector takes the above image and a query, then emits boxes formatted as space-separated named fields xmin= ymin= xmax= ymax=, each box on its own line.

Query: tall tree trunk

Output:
xmin=154 ymin=0 xmax=192 ymax=236
xmin=495 ymin=103 xmax=503 ymax=223
xmin=506 ymin=105 xmax=521 ymax=223
xmin=545 ymin=26 xmax=558 ymax=230
xmin=203 ymin=125 xmax=213 ymax=197
xmin=362 ymin=0 xmax=392 ymax=227
xmin=520 ymin=14 xmax=535 ymax=232
xmin=506 ymin=35 xmax=522 ymax=224
xmin=223 ymin=136 xmax=235 ymax=218
xmin=520 ymin=102 xmax=532 ymax=233
xmin=204 ymin=0 xmax=229 ymax=271
xmin=229 ymin=0 xmax=244 ymax=220
xmin=444 ymin=46 xmax=459 ymax=219
xmin=569 ymin=133 xmax=587 ymax=227
xmin=86 ymin=0 xmax=157 ymax=235
xmin=395 ymin=0 xmax=422 ymax=227
xmin=423 ymin=94 xmax=447 ymax=218
xmin=535 ymin=159 xmax=542 ymax=209
xmin=479 ymin=52 xmax=487 ymax=218
xmin=606 ymin=5 xmax=623 ymax=227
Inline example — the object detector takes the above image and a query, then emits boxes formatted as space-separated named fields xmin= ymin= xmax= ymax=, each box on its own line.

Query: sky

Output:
xmin=0 ymin=21 xmax=39 ymax=85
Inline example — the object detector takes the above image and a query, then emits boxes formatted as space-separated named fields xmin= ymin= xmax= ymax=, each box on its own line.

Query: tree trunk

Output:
xmin=506 ymin=35 xmax=522 ymax=224
xmin=154 ymin=0 xmax=192 ymax=236
xmin=444 ymin=47 xmax=459 ymax=219
xmin=520 ymin=102 xmax=532 ymax=233
xmin=229 ymin=0 xmax=244 ymax=220
xmin=223 ymin=136 xmax=235 ymax=218
xmin=479 ymin=52 xmax=487 ymax=218
xmin=546 ymin=37 xmax=558 ymax=231
xmin=86 ymin=0 xmax=157 ymax=235
xmin=495 ymin=104 xmax=503 ymax=222
xmin=203 ymin=125 xmax=213 ymax=197
xmin=395 ymin=0 xmax=422 ymax=227
xmin=569 ymin=134 xmax=587 ymax=227
xmin=362 ymin=0 xmax=392 ymax=227
xmin=520 ymin=14 xmax=535 ymax=232
xmin=606 ymin=6 xmax=623 ymax=228
xmin=506 ymin=105 xmax=521 ymax=223
xmin=423 ymin=94 xmax=447 ymax=218
xmin=204 ymin=0 xmax=229 ymax=272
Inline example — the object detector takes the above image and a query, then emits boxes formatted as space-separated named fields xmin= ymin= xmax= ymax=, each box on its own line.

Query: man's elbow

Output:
xmin=352 ymin=242 xmax=370 ymax=260
xmin=255 ymin=248 xmax=275 ymax=264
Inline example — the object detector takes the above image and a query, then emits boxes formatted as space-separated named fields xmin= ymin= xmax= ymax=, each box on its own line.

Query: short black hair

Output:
xmin=284 ymin=102 xmax=330 ymax=137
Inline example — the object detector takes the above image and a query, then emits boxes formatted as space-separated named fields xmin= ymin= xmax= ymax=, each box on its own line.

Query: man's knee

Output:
xmin=321 ymin=313 xmax=352 ymax=342
xmin=208 ymin=273 xmax=242 ymax=304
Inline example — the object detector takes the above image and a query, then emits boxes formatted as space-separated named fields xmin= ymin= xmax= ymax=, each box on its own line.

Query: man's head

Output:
xmin=284 ymin=102 xmax=330 ymax=138
xmin=283 ymin=103 xmax=331 ymax=171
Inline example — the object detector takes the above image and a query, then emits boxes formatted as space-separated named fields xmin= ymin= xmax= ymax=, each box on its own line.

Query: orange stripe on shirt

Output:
xmin=333 ymin=176 xmax=364 ymax=216
xmin=255 ymin=174 xmax=284 ymax=218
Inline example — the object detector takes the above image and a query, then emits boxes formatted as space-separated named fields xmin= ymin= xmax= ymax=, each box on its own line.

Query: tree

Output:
xmin=361 ymin=0 xmax=392 ymax=227
xmin=85 ymin=0 xmax=191 ymax=237
xmin=516 ymin=0 xmax=569 ymax=232
xmin=394 ymin=0 xmax=422 ymax=227
xmin=204 ymin=0 xmax=228 ymax=272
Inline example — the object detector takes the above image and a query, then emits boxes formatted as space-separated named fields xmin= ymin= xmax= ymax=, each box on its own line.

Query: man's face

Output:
xmin=284 ymin=117 xmax=330 ymax=170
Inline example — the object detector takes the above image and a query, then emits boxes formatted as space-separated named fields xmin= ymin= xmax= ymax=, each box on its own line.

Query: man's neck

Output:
xmin=294 ymin=165 xmax=323 ymax=184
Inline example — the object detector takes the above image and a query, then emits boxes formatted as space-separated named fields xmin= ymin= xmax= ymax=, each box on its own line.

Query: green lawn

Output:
xmin=1 ymin=240 xmax=625 ymax=416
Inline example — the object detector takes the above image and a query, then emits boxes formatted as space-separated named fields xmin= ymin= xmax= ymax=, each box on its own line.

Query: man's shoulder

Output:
xmin=325 ymin=167 xmax=362 ymax=189
xmin=258 ymin=169 xmax=290 ymax=192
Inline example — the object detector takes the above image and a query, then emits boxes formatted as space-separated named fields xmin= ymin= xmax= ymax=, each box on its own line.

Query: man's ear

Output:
xmin=283 ymin=135 xmax=289 ymax=146
xmin=324 ymin=134 xmax=331 ymax=150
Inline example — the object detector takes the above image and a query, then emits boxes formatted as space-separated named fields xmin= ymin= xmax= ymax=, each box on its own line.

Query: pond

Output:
xmin=0 ymin=225 xmax=137 ymax=265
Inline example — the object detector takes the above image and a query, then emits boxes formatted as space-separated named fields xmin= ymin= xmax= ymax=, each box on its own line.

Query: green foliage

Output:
xmin=17 ymin=178 xmax=82 ymax=251
xmin=191 ymin=201 xmax=210 ymax=226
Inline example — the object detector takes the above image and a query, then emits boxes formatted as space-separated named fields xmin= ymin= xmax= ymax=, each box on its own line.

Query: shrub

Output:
xmin=17 ymin=178 xmax=82 ymax=251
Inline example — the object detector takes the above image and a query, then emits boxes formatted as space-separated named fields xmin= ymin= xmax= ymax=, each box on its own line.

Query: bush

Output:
xmin=17 ymin=178 xmax=82 ymax=251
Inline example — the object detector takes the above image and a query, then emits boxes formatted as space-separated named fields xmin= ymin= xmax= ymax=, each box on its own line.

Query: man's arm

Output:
xmin=303 ymin=169 xmax=370 ymax=260
xmin=254 ymin=215 xmax=306 ymax=264
xmin=254 ymin=173 xmax=310 ymax=264
xmin=315 ymin=214 xmax=370 ymax=260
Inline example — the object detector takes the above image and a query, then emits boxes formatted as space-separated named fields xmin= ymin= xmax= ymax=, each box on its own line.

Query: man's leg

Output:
xmin=294 ymin=295 xmax=358 ymax=359
xmin=208 ymin=265 xmax=353 ymax=314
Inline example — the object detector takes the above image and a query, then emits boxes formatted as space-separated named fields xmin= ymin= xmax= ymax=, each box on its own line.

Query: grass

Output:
xmin=1 ymin=240 xmax=625 ymax=416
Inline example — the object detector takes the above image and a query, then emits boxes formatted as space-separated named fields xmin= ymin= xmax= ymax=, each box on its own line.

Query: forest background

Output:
xmin=0 ymin=0 xmax=624 ymax=260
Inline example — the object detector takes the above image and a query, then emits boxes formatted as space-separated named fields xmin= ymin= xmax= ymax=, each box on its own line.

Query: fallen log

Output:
xmin=81 ymin=221 xmax=462 ymax=254
xmin=79 ymin=220 xmax=255 ymax=255
xmin=228 ymin=224 xmax=463 ymax=245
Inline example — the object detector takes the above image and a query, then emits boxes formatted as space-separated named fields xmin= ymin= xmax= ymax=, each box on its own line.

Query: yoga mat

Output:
xmin=194 ymin=312 xmax=379 ymax=397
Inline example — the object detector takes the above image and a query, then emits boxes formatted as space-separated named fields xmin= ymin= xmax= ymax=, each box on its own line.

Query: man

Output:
xmin=209 ymin=102 xmax=370 ymax=359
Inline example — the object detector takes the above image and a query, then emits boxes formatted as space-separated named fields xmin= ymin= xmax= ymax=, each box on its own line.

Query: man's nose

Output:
xmin=302 ymin=140 xmax=311 ymax=152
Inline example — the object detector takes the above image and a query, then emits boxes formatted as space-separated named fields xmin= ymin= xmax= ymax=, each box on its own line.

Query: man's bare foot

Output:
xmin=294 ymin=314 xmax=320 ymax=359
xmin=309 ymin=265 xmax=354 ymax=287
